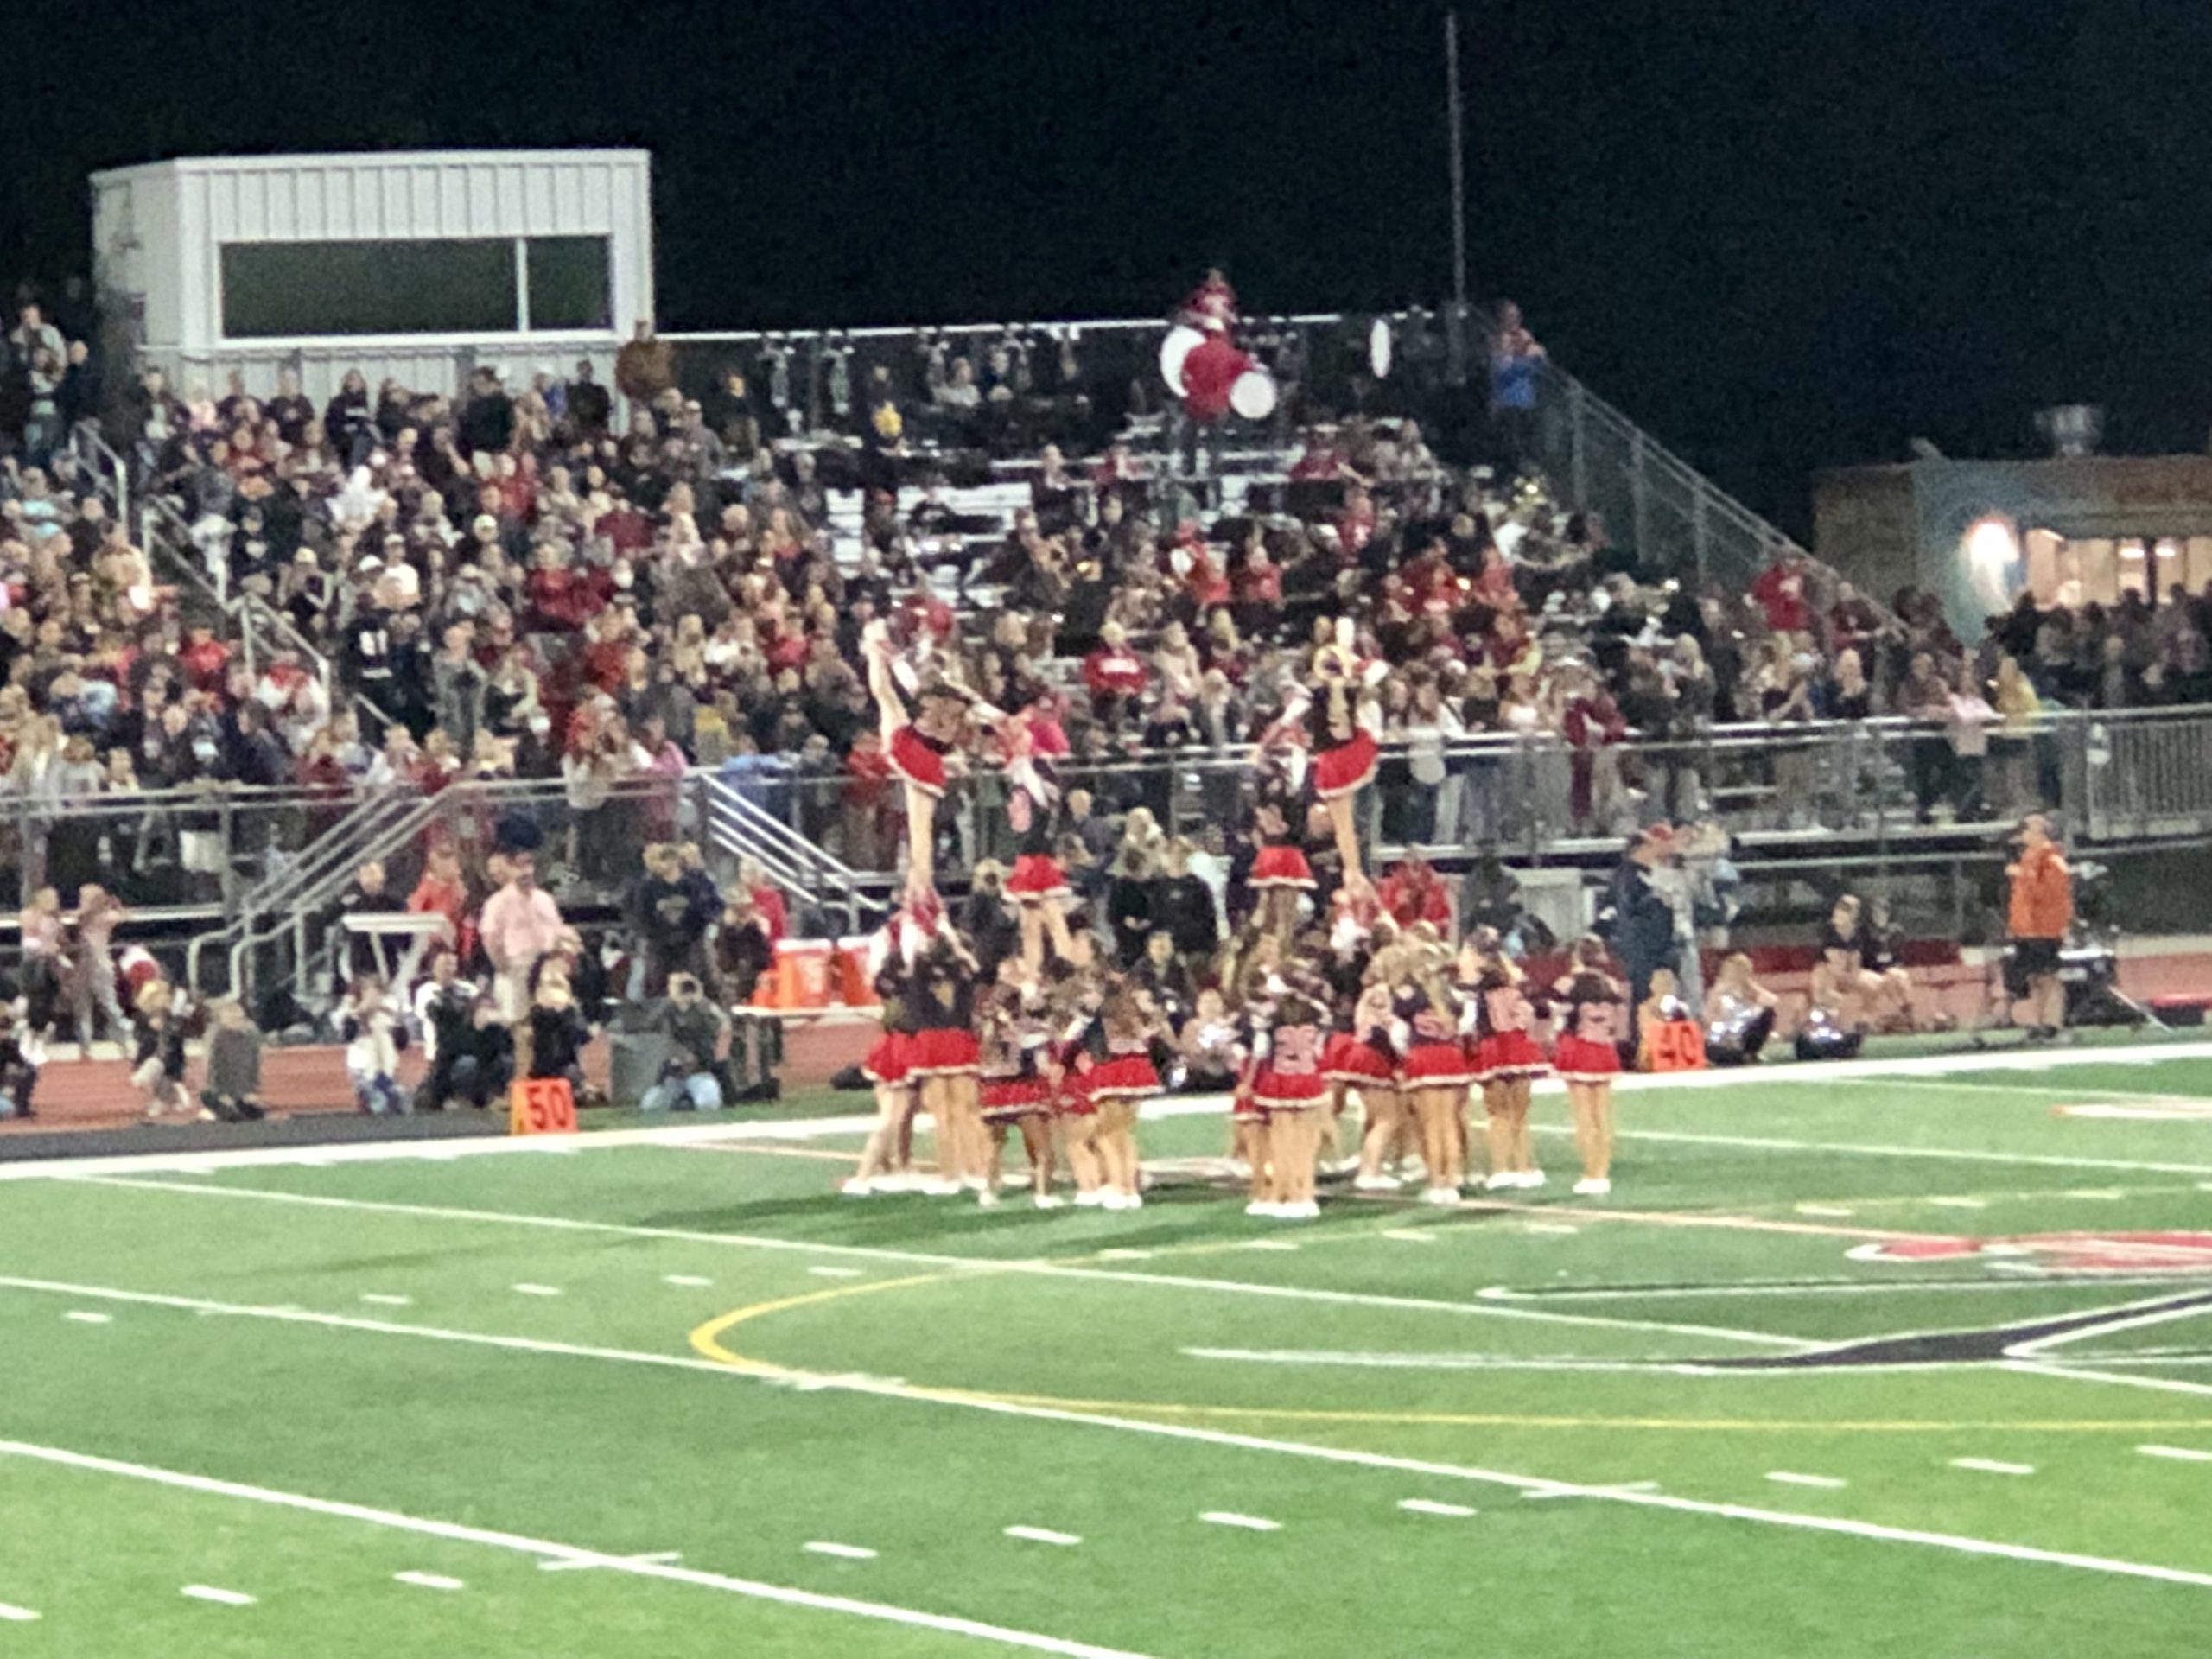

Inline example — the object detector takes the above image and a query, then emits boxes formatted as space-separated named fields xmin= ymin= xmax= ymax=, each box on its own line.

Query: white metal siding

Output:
xmin=90 ymin=149 xmax=651 ymax=363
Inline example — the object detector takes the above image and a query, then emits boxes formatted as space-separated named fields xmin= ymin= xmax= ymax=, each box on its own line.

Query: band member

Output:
xmin=976 ymin=959 xmax=1060 ymax=1209
xmin=1551 ymin=936 xmax=1624 ymax=1196
xmin=1395 ymin=954 xmax=1474 ymax=1205
xmin=1249 ymin=972 xmax=1332 ymax=1218
xmin=1326 ymin=977 xmax=1408 ymax=1192
xmin=846 ymin=913 xmax=922 ymax=1196
xmin=1472 ymin=959 xmax=1548 ymax=1191
xmin=1704 ymin=951 xmax=1780 ymax=1066
xmin=906 ymin=924 xmax=987 ymax=1192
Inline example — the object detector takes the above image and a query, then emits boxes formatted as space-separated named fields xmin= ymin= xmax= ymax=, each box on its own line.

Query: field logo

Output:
xmin=1847 ymin=1232 xmax=2212 ymax=1273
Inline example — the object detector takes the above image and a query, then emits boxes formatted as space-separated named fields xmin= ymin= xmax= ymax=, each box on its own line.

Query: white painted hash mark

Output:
xmin=1949 ymin=1458 xmax=2035 ymax=1477
xmin=1795 ymin=1205 xmax=1857 ymax=1217
xmin=804 ymin=1541 xmax=878 ymax=1560
xmin=2138 ymin=1445 xmax=2212 ymax=1464
xmin=394 ymin=1571 xmax=465 ymax=1591
xmin=1926 ymin=1198 xmax=1988 ymax=1210
xmin=0 ymin=1602 xmax=37 ymax=1621
xmin=1198 ymin=1512 xmax=1281 ymax=1531
xmin=64 ymin=1311 xmax=112 ymax=1324
xmin=359 ymin=1294 xmax=412 ymax=1306
xmin=1241 ymin=1241 xmax=1300 ymax=1252
xmin=1398 ymin=1498 xmax=1477 ymax=1517
xmin=1004 ymin=1526 xmax=1082 ymax=1546
xmin=1095 ymin=1249 xmax=1154 ymax=1262
xmin=540 ymin=1550 xmax=683 ymax=1572
xmin=181 ymin=1585 xmax=257 ymax=1605
xmin=1766 ymin=1471 xmax=1847 ymax=1490
xmin=1380 ymin=1230 xmax=1439 ymax=1243
xmin=1522 ymin=1223 xmax=1580 ymax=1235
xmin=664 ymin=1274 xmax=714 ymax=1287
xmin=512 ymin=1283 xmax=563 ymax=1296
xmin=809 ymin=1267 xmax=865 ymax=1279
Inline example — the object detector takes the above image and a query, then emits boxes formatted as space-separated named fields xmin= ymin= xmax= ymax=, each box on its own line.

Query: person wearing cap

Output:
xmin=1595 ymin=826 xmax=1682 ymax=1021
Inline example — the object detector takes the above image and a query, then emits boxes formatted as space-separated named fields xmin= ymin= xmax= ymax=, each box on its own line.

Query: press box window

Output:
xmin=219 ymin=236 xmax=613 ymax=337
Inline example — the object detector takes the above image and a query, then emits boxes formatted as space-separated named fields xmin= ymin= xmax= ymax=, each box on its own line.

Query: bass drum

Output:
xmin=1157 ymin=325 xmax=1204 ymax=397
xmin=1229 ymin=368 xmax=1278 ymax=421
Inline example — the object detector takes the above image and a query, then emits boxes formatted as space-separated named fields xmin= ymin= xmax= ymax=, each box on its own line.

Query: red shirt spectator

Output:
xmin=179 ymin=627 xmax=230 ymax=695
xmin=1751 ymin=554 xmax=1814 ymax=635
xmin=1333 ymin=487 xmax=1377 ymax=560
xmin=1084 ymin=635 xmax=1149 ymax=704
xmin=1377 ymin=857 xmax=1452 ymax=931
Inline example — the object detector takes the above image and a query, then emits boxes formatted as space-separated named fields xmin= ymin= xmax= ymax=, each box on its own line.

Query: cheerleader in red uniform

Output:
xmin=1550 ymin=935 xmax=1625 ymax=1197
xmin=1046 ymin=950 xmax=1109 ymax=1206
xmin=976 ymin=960 xmax=1061 ymax=1209
xmin=1327 ymin=977 xmax=1408 ymax=1192
xmin=864 ymin=620 xmax=972 ymax=907
xmin=906 ymin=925 xmax=988 ymax=1194
xmin=1471 ymin=960 xmax=1549 ymax=1191
xmin=1245 ymin=728 xmax=1316 ymax=943
xmin=1394 ymin=950 xmax=1476 ymax=1205
xmin=995 ymin=719 xmax=1077 ymax=969
xmin=1273 ymin=620 xmax=1388 ymax=901
xmin=1075 ymin=981 xmax=1163 ymax=1211
xmin=845 ymin=913 xmax=922 ymax=1196
xmin=1249 ymin=973 xmax=1332 ymax=1218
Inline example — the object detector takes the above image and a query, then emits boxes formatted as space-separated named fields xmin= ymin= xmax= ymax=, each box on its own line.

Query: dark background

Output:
xmin=2 ymin=0 xmax=2200 ymax=536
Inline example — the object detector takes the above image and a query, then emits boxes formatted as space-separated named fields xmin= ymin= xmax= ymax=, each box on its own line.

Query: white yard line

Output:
xmin=1795 ymin=1205 xmax=1857 ymax=1217
xmin=1765 ymin=1472 xmax=1848 ymax=1491
xmin=5 ymin=1284 xmax=2211 ymax=1599
xmin=2006 ymin=1362 xmax=2212 ymax=1402
xmin=37 ymin=1184 xmax=1809 ymax=1351
xmin=1950 ymin=1459 xmax=2035 ymax=1477
xmin=2137 ymin=1445 xmax=2212 ymax=1464
xmin=1182 ymin=1349 xmax=1675 ymax=1374
xmin=0 ymin=1441 xmax=1153 ymax=1659
xmin=1528 ymin=1122 xmax=2212 ymax=1179
xmin=4 ymin=1039 xmax=2208 ymax=1181
xmin=393 ymin=1571 xmax=465 ymax=1591
xmin=2007 ymin=1300 xmax=2212 ymax=1360
xmin=0 ymin=1603 xmax=37 ymax=1622
xmin=1397 ymin=1499 xmax=1477 ymax=1517
xmin=180 ymin=1585 xmax=257 ymax=1606
xmin=803 ymin=1541 xmax=878 ymax=1560
xmin=1003 ymin=1526 xmax=1082 ymax=1547
xmin=63 ymin=1311 xmax=111 ymax=1325
xmin=1198 ymin=1512 xmax=1281 ymax=1532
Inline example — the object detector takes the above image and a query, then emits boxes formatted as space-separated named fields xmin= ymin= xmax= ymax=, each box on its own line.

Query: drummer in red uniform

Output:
xmin=1177 ymin=317 xmax=1251 ymax=481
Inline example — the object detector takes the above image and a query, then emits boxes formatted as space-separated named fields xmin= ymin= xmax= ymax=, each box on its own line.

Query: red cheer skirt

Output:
xmin=1473 ymin=1030 xmax=1550 ymax=1083
xmin=1313 ymin=728 xmax=1378 ymax=801
xmin=1083 ymin=1052 xmax=1162 ymax=1099
xmin=1399 ymin=1041 xmax=1477 ymax=1089
xmin=1553 ymin=1033 xmax=1623 ymax=1082
xmin=1252 ymin=1068 xmax=1329 ymax=1111
xmin=906 ymin=1027 xmax=981 ymax=1077
xmin=862 ymin=1033 xmax=912 ymax=1085
xmin=887 ymin=724 xmax=947 ymax=798
xmin=980 ymin=1075 xmax=1049 ymax=1117
xmin=1249 ymin=843 xmax=1316 ymax=890
xmin=1006 ymin=852 xmax=1069 ymax=903
xmin=1322 ymin=1032 xmax=1396 ymax=1085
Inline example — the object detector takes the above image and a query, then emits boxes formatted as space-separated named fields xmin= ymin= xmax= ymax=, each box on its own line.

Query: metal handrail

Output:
xmin=697 ymin=772 xmax=877 ymax=933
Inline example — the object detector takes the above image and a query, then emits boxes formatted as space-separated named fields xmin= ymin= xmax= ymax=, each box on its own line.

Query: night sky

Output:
xmin=2 ymin=0 xmax=2200 ymax=535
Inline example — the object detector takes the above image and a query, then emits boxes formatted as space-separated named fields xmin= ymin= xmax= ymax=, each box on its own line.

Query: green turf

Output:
xmin=5 ymin=1054 xmax=2212 ymax=1655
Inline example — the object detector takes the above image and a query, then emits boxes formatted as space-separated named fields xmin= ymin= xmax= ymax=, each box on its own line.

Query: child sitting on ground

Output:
xmin=200 ymin=996 xmax=268 ymax=1122
xmin=0 ymin=1005 xmax=41 ymax=1119
xmin=524 ymin=969 xmax=592 ymax=1097
xmin=641 ymin=975 xmax=728 ymax=1112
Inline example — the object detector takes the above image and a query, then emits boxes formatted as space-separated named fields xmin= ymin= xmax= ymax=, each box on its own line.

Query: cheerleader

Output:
xmin=1395 ymin=953 xmax=1475 ymax=1205
xmin=1246 ymin=781 xmax=1315 ymax=944
xmin=864 ymin=620 xmax=974 ymax=906
xmin=1328 ymin=977 xmax=1408 ymax=1192
xmin=976 ymin=960 xmax=1060 ymax=1208
xmin=1044 ymin=948 xmax=1109 ymax=1206
xmin=1248 ymin=972 xmax=1332 ymax=1218
xmin=845 ymin=914 xmax=922 ymax=1196
xmin=1273 ymin=620 xmax=1388 ymax=900
xmin=1071 ymin=981 xmax=1163 ymax=1210
xmin=995 ymin=719 xmax=1077 ymax=969
xmin=1471 ymin=959 xmax=1549 ymax=1191
xmin=1705 ymin=951 xmax=1781 ymax=1066
xmin=906 ymin=925 xmax=988 ymax=1193
xmin=1551 ymin=936 xmax=1625 ymax=1197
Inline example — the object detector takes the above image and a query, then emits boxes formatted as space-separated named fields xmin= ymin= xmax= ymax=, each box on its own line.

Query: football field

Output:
xmin=5 ymin=1045 xmax=2212 ymax=1656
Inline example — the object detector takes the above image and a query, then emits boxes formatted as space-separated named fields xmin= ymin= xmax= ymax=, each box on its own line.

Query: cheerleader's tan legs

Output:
xmin=1020 ymin=902 xmax=1074 ymax=972
xmin=922 ymin=1074 xmax=986 ymax=1190
xmin=1269 ymin=1108 xmax=1321 ymax=1211
xmin=1482 ymin=1080 xmax=1514 ymax=1184
xmin=1569 ymin=1081 xmax=1615 ymax=1185
xmin=1096 ymin=1096 xmax=1141 ymax=1203
xmin=1324 ymin=792 xmax=1365 ymax=893
xmin=847 ymin=1083 xmax=912 ymax=1192
xmin=1017 ymin=1111 xmax=1058 ymax=1203
xmin=1411 ymin=1086 xmax=1465 ymax=1198
xmin=1484 ymin=1078 xmax=1541 ymax=1187
xmin=1260 ymin=887 xmax=1300 ymax=944
xmin=1356 ymin=1085 xmax=1406 ymax=1186
xmin=1509 ymin=1077 xmax=1540 ymax=1177
xmin=1062 ymin=1109 xmax=1105 ymax=1200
